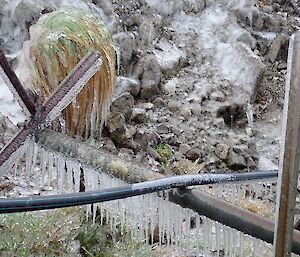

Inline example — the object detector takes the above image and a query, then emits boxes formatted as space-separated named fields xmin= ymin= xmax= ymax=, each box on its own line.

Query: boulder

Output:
xmin=134 ymin=54 xmax=162 ymax=99
xmin=226 ymin=149 xmax=247 ymax=169
xmin=215 ymin=143 xmax=229 ymax=160
xmin=131 ymin=107 xmax=147 ymax=123
xmin=111 ymin=92 xmax=134 ymax=120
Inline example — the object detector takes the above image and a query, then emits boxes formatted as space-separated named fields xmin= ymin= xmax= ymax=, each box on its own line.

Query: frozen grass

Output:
xmin=0 ymin=207 xmax=159 ymax=257
xmin=23 ymin=8 xmax=116 ymax=138
xmin=0 ymin=207 xmax=83 ymax=256
xmin=77 ymin=220 xmax=158 ymax=257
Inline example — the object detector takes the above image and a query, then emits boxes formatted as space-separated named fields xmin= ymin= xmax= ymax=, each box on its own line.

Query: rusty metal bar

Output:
xmin=0 ymin=49 xmax=36 ymax=115
xmin=40 ymin=50 xmax=102 ymax=126
xmin=0 ymin=51 xmax=102 ymax=170
xmin=0 ymin=117 xmax=37 ymax=168
xmin=273 ymin=32 xmax=300 ymax=257
xmin=170 ymin=188 xmax=300 ymax=254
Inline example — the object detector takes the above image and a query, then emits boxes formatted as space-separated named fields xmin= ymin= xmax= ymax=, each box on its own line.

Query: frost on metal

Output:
xmin=0 ymin=50 xmax=102 ymax=172
xmin=41 ymin=50 xmax=102 ymax=128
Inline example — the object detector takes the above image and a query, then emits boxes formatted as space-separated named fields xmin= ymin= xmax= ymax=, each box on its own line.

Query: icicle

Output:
xmin=56 ymin=154 xmax=66 ymax=192
xmin=246 ymin=103 xmax=254 ymax=128
xmin=0 ymin=135 xmax=32 ymax=172
xmin=65 ymin=159 xmax=73 ymax=192
xmin=47 ymin=152 xmax=54 ymax=187
xmin=238 ymin=231 xmax=244 ymax=257
xmin=215 ymin=222 xmax=221 ymax=256
xmin=25 ymin=137 xmax=34 ymax=175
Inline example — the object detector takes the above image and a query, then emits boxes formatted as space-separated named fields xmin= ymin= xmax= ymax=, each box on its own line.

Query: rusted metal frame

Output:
xmin=37 ymin=129 xmax=300 ymax=255
xmin=169 ymin=188 xmax=300 ymax=255
xmin=273 ymin=32 xmax=300 ymax=257
xmin=0 ymin=117 xmax=38 ymax=167
xmin=40 ymin=50 xmax=102 ymax=125
xmin=0 ymin=50 xmax=102 ymax=170
xmin=0 ymin=49 xmax=36 ymax=115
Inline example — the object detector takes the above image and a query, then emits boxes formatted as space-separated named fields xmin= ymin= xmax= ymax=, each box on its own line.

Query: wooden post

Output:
xmin=273 ymin=32 xmax=300 ymax=257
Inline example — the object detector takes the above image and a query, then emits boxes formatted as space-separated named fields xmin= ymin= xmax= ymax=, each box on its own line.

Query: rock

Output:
xmin=2 ymin=0 xmax=45 ymax=53
xmin=180 ymin=107 xmax=192 ymax=119
xmin=134 ymin=129 xmax=150 ymax=149
xmin=266 ymin=34 xmax=289 ymax=63
xmin=168 ymin=100 xmax=180 ymax=111
xmin=277 ymin=62 xmax=287 ymax=70
xmin=134 ymin=54 xmax=162 ymax=99
xmin=153 ymin=97 xmax=165 ymax=107
xmin=113 ymin=32 xmax=137 ymax=72
xmin=185 ymin=148 xmax=201 ymax=161
xmin=131 ymin=107 xmax=147 ymax=123
xmin=125 ymin=124 xmax=137 ymax=138
xmin=179 ymin=143 xmax=191 ymax=155
xmin=114 ymin=76 xmax=141 ymax=97
xmin=232 ymin=144 xmax=249 ymax=154
xmin=189 ymin=103 xmax=202 ymax=116
xmin=107 ymin=113 xmax=136 ymax=149
xmin=156 ymin=124 xmax=169 ymax=134
xmin=139 ymin=20 xmax=155 ymax=47
xmin=142 ymin=102 xmax=154 ymax=110
xmin=215 ymin=42 xmax=265 ymax=105
xmin=210 ymin=91 xmax=225 ymax=102
xmin=236 ymin=31 xmax=256 ymax=50
xmin=163 ymin=78 xmax=180 ymax=94
xmin=215 ymin=143 xmax=229 ymax=160
xmin=106 ymin=113 xmax=126 ymax=134
xmin=118 ymin=147 xmax=135 ymax=158
xmin=226 ymin=149 xmax=247 ymax=169
xmin=182 ymin=0 xmax=206 ymax=13
xmin=148 ymin=131 xmax=161 ymax=146
xmin=101 ymin=137 xmax=117 ymax=153
xmin=111 ymin=92 xmax=134 ymax=120
xmin=147 ymin=146 xmax=164 ymax=163
xmin=153 ymin=39 xmax=186 ymax=75
xmin=173 ymin=151 xmax=185 ymax=161
xmin=272 ymin=3 xmax=280 ymax=11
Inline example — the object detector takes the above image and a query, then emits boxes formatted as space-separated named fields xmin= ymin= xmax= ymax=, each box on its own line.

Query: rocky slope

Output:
xmin=1 ymin=0 xmax=299 ymax=176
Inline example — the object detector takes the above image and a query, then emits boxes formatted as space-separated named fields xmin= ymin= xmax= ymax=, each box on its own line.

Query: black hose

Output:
xmin=0 ymin=170 xmax=278 ymax=213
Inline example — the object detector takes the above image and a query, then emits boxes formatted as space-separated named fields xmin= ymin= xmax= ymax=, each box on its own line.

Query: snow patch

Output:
xmin=153 ymin=39 xmax=185 ymax=71
xmin=0 ymin=76 xmax=27 ymax=125
xmin=258 ymin=157 xmax=278 ymax=171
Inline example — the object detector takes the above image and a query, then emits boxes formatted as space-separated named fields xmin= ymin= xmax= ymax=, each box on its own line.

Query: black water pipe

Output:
xmin=0 ymin=170 xmax=277 ymax=213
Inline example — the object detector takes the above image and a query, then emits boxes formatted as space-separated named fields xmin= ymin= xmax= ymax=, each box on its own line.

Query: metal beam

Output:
xmin=273 ymin=32 xmax=300 ymax=257
xmin=170 ymin=188 xmax=300 ymax=254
